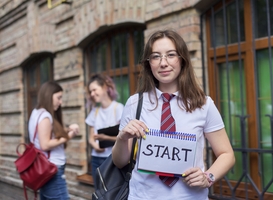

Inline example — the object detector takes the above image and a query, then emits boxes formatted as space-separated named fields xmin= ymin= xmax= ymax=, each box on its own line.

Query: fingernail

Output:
xmin=142 ymin=135 xmax=146 ymax=140
xmin=145 ymin=128 xmax=149 ymax=132
xmin=182 ymin=173 xmax=186 ymax=177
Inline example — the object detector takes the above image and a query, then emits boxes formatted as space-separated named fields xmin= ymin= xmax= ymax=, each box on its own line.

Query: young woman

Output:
xmin=28 ymin=81 xmax=79 ymax=200
xmin=112 ymin=30 xmax=235 ymax=200
xmin=85 ymin=74 xmax=124 ymax=180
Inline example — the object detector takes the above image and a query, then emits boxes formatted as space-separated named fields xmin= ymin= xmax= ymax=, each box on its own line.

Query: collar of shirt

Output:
xmin=155 ymin=88 xmax=179 ymax=100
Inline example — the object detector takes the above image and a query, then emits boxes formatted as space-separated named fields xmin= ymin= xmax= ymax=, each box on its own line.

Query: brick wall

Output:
xmin=0 ymin=0 xmax=204 ymax=199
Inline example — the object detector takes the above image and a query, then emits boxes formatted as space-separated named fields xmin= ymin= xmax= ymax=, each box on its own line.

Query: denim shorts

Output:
xmin=39 ymin=165 xmax=70 ymax=200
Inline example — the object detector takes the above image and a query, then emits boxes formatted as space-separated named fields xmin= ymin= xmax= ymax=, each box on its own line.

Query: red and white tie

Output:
xmin=159 ymin=93 xmax=179 ymax=187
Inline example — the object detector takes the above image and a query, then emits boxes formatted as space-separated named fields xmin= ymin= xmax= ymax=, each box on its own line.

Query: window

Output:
xmin=85 ymin=27 xmax=144 ymax=104
xmin=24 ymin=55 xmax=53 ymax=141
xmin=82 ymin=26 xmax=145 ymax=180
xmin=254 ymin=0 xmax=273 ymax=38
xmin=256 ymin=48 xmax=273 ymax=192
xmin=204 ymin=0 xmax=273 ymax=198
xmin=211 ymin=0 xmax=245 ymax=47
xmin=218 ymin=60 xmax=247 ymax=181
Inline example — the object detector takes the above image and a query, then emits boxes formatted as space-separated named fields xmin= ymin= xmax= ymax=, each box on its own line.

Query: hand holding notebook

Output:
xmin=97 ymin=124 xmax=119 ymax=148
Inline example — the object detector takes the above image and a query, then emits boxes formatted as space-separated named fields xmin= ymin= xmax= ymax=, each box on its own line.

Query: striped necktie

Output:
xmin=159 ymin=93 xmax=179 ymax=187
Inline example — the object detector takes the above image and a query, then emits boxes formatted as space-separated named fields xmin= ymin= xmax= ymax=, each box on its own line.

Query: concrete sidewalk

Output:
xmin=0 ymin=181 xmax=92 ymax=200
xmin=0 ymin=181 xmax=35 ymax=200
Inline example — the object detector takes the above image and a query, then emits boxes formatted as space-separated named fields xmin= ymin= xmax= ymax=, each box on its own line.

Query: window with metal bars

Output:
xmin=202 ymin=0 xmax=273 ymax=199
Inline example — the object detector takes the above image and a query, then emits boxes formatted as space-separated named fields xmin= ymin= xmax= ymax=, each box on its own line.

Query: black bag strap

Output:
xmin=135 ymin=92 xmax=143 ymax=121
xmin=128 ymin=92 xmax=143 ymax=171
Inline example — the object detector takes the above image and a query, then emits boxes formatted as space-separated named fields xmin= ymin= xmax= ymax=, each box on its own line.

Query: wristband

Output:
xmin=204 ymin=172 xmax=215 ymax=187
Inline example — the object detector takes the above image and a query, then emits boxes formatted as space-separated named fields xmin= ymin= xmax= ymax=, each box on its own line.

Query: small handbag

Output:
xmin=14 ymin=110 xmax=58 ymax=200
xmin=92 ymin=93 xmax=143 ymax=200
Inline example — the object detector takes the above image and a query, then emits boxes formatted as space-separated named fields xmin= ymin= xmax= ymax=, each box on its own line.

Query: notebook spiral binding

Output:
xmin=147 ymin=129 xmax=196 ymax=141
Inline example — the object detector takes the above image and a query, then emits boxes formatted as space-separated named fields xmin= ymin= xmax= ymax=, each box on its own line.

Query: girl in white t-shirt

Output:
xmin=85 ymin=74 xmax=124 ymax=182
xmin=112 ymin=30 xmax=235 ymax=200
xmin=28 ymin=81 xmax=79 ymax=200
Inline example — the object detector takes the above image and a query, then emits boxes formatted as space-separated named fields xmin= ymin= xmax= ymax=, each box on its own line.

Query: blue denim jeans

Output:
xmin=40 ymin=165 xmax=70 ymax=200
xmin=91 ymin=156 xmax=107 ymax=180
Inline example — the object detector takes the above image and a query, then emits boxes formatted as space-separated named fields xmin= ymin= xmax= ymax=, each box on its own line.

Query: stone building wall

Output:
xmin=0 ymin=0 xmax=205 ymax=199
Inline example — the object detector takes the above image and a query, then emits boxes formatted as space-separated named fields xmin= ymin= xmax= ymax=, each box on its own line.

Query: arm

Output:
xmin=183 ymin=128 xmax=235 ymax=187
xmin=112 ymin=134 xmax=132 ymax=168
xmin=88 ymin=126 xmax=105 ymax=153
xmin=204 ymin=128 xmax=235 ymax=181
xmin=38 ymin=117 xmax=67 ymax=151
xmin=112 ymin=95 xmax=147 ymax=168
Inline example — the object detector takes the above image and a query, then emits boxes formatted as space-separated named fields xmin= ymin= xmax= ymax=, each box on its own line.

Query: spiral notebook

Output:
xmin=137 ymin=129 xmax=197 ymax=176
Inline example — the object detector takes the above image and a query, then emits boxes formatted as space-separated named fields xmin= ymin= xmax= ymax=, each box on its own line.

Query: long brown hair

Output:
xmin=137 ymin=30 xmax=206 ymax=112
xmin=36 ymin=81 xmax=68 ymax=139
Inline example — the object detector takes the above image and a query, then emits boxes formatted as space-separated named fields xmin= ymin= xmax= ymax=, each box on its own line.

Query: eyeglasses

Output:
xmin=147 ymin=52 xmax=181 ymax=66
